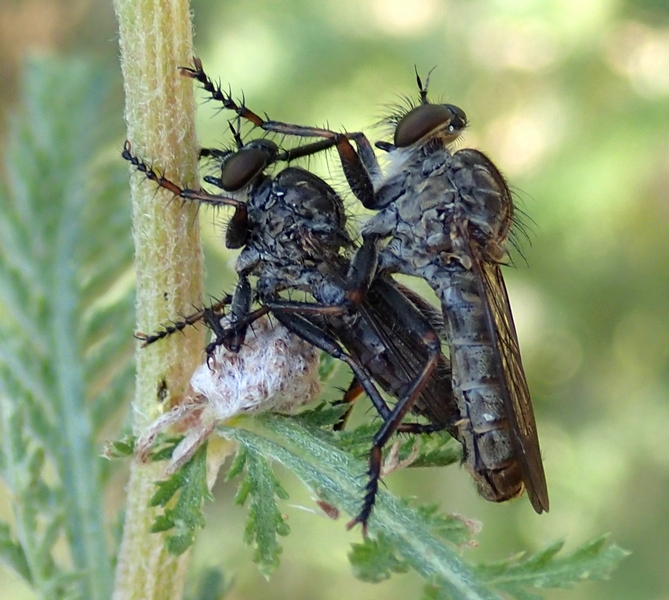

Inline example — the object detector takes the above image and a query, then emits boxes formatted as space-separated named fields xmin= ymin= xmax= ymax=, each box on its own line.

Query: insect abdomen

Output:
xmin=439 ymin=267 xmax=524 ymax=502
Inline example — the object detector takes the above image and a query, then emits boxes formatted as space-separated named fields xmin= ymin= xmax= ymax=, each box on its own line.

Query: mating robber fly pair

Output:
xmin=126 ymin=58 xmax=548 ymax=532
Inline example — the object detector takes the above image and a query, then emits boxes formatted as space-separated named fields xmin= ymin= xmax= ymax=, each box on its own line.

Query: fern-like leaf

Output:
xmin=149 ymin=443 xmax=213 ymax=555
xmin=0 ymin=57 xmax=134 ymax=599
xmin=475 ymin=536 xmax=630 ymax=597
xmin=228 ymin=446 xmax=291 ymax=578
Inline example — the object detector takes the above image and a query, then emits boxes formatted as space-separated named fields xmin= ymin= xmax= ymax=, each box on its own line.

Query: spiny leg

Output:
xmin=346 ymin=292 xmax=444 ymax=532
xmin=135 ymin=296 xmax=232 ymax=346
xmin=203 ymin=305 xmax=271 ymax=359
xmin=180 ymin=58 xmax=380 ymax=196
xmin=122 ymin=141 xmax=245 ymax=211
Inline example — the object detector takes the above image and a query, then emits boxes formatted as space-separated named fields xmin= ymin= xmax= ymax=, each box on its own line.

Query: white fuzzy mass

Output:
xmin=190 ymin=315 xmax=321 ymax=418
xmin=136 ymin=315 xmax=321 ymax=473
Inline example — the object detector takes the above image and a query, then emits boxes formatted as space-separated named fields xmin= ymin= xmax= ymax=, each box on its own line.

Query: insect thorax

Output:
xmin=367 ymin=144 xmax=514 ymax=273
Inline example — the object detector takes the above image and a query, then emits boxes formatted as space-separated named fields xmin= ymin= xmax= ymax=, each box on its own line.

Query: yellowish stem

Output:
xmin=113 ymin=0 xmax=207 ymax=598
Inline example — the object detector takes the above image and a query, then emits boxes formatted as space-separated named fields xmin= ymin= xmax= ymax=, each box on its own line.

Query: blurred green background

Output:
xmin=1 ymin=0 xmax=669 ymax=598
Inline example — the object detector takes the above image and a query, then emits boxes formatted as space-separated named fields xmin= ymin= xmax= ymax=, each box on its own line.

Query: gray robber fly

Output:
xmin=123 ymin=113 xmax=459 ymax=532
xmin=202 ymin=65 xmax=549 ymax=514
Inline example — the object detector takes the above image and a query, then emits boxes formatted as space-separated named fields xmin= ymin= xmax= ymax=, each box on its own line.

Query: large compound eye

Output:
xmin=219 ymin=140 xmax=278 ymax=191
xmin=394 ymin=103 xmax=467 ymax=148
xmin=220 ymin=147 xmax=268 ymax=191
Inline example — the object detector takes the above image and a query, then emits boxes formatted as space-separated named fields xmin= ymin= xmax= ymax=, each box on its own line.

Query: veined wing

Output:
xmin=315 ymin=247 xmax=457 ymax=430
xmin=360 ymin=277 xmax=457 ymax=430
xmin=470 ymin=249 xmax=549 ymax=513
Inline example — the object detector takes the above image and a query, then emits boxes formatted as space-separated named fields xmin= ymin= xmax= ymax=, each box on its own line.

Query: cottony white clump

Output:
xmin=136 ymin=315 xmax=321 ymax=472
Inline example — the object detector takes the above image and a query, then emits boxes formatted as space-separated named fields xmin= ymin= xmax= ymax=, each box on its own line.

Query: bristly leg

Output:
xmin=134 ymin=296 xmax=232 ymax=347
xmin=122 ymin=140 xmax=245 ymax=211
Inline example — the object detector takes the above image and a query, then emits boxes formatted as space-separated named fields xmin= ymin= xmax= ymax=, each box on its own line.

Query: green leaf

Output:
xmin=0 ymin=397 xmax=68 ymax=597
xmin=105 ymin=437 xmax=136 ymax=459
xmin=0 ymin=56 xmax=132 ymax=600
xmin=220 ymin=414 xmax=628 ymax=599
xmin=475 ymin=536 xmax=630 ymax=598
xmin=225 ymin=446 xmax=248 ymax=483
xmin=349 ymin=534 xmax=410 ymax=583
xmin=231 ymin=445 xmax=291 ymax=577
xmin=222 ymin=414 xmax=501 ymax=600
xmin=148 ymin=444 xmax=213 ymax=555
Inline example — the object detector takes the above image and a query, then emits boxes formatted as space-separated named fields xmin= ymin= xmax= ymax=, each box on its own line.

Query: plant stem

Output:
xmin=113 ymin=0 xmax=204 ymax=598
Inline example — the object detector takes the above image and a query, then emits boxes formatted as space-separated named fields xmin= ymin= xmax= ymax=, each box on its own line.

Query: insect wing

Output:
xmin=312 ymin=248 xmax=457 ymax=430
xmin=359 ymin=279 xmax=457 ymax=429
xmin=473 ymin=255 xmax=549 ymax=513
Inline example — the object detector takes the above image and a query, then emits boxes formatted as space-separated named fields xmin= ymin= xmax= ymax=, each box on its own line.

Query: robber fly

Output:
xmin=123 ymin=118 xmax=458 ymax=531
xmin=198 ymin=64 xmax=549 ymax=514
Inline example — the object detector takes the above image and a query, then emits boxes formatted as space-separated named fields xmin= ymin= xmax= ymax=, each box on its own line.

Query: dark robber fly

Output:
xmin=201 ymin=65 xmax=549 ymax=514
xmin=123 ymin=105 xmax=458 ymax=531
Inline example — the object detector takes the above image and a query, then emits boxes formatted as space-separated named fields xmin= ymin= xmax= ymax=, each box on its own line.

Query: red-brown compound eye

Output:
xmin=220 ymin=139 xmax=279 ymax=191
xmin=394 ymin=103 xmax=467 ymax=148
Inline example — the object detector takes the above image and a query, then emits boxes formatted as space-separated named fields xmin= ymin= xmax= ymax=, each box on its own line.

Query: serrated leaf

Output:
xmin=476 ymin=535 xmax=630 ymax=597
xmin=0 ymin=56 xmax=131 ymax=599
xmin=222 ymin=414 xmax=501 ymax=600
xmin=237 ymin=446 xmax=291 ymax=577
xmin=215 ymin=407 xmax=628 ymax=600
xmin=349 ymin=534 xmax=410 ymax=583
xmin=148 ymin=443 xmax=213 ymax=555
xmin=294 ymin=403 xmax=350 ymax=428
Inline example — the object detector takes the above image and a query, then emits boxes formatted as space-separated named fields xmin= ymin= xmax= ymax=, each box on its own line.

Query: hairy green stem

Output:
xmin=113 ymin=0 xmax=204 ymax=598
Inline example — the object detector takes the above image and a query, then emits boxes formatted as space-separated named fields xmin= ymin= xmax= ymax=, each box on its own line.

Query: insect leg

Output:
xmin=135 ymin=296 xmax=232 ymax=346
xmin=202 ymin=304 xmax=271 ymax=358
xmin=181 ymin=58 xmax=341 ymax=146
xmin=181 ymin=59 xmax=383 ymax=206
xmin=216 ymin=276 xmax=253 ymax=352
xmin=331 ymin=378 xmax=365 ymax=431
xmin=270 ymin=311 xmax=393 ymax=421
xmin=343 ymin=277 xmax=450 ymax=531
xmin=122 ymin=141 xmax=245 ymax=210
